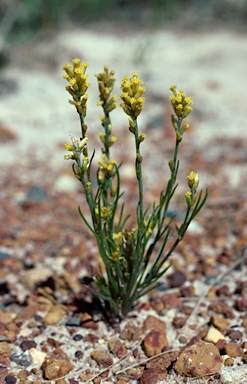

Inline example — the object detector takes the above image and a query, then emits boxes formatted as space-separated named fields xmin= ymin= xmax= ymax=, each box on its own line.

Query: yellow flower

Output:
xmin=120 ymin=73 xmax=145 ymax=118
xmin=187 ymin=171 xmax=199 ymax=189
xmin=169 ymin=85 xmax=193 ymax=119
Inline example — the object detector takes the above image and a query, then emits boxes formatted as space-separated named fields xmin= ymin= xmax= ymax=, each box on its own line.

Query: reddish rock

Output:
xmin=211 ymin=314 xmax=230 ymax=332
xmin=174 ymin=341 xmax=221 ymax=377
xmin=235 ymin=297 xmax=247 ymax=312
xmin=143 ymin=315 xmax=166 ymax=333
xmin=142 ymin=330 xmax=169 ymax=357
xmin=14 ymin=305 xmax=39 ymax=324
xmin=84 ymin=333 xmax=99 ymax=344
xmin=223 ymin=342 xmax=244 ymax=357
xmin=224 ymin=357 xmax=234 ymax=366
xmin=42 ymin=352 xmax=73 ymax=380
xmin=81 ymin=312 xmax=99 ymax=330
xmin=162 ymin=293 xmax=182 ymax=309
xmin=180 ymin=284 xmax=195 ymax=297
xmin=108 ymin=338 xmax=122 ymax=354
xmin=150 ymin=297 xmax=165 ymax=312
xmin=146 ymin=350 xmax=179 ymax=369
xmin=140 ymin=368 xmax=167 ymax=384
xmin=120 ymin=322 xmax=142 ymax=341
xmin=225 ymin=329 xmax=242 ymax=340
xmin=172 ymin=315 xmax=187 ymax=328
xmin=167 ymin=270 xmax=186 ymax=287
xmin=208 ymin=300 xmax=235 ymax=319
xmin=91 ymin=349 xmax=113 ymax=368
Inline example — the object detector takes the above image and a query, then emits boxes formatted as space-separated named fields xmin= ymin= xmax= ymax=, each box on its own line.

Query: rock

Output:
xmin=142 ymin=330 xmax=169 ymax=357
xmin=120 ymin=322 xmax=142 ymax=341
xmin=42 ymin=352 xmax=73 ymax=380
xmin=0 ymin=342 xmax=12 ymax=357
xmin=172 ymin=315 xmax=187 ymax=328
xmin=14 ymin=305 xmax=38 ymax=324
xmin=220 ymin=365 xmax=247 ymax=383
xmin=0 ymin=311 xmax=16 ymax=324
xmin=174 ymin=341 xmax=221 ymax=377
xmin=140 ymin=368 xmax=167 ymax=383
xmin=235 ymin=297 xmax=247 ymax=311
xmin=42 ymin=305 xmax=67 ymax=325
xmin=20 ymin=268 xmax=53 ymax=291
xmin=91 ymin=349 xmax=113 ymax=368
xmin=211 ymin=314 xmax=230 ymax=332
xmin=20 ymin=339 xmax=36 ymax=351
xmin=167 ymin=270 xmax=186 ymax=288
xmin=225 ymin=329 xmax=242 ymax=340
xmin=143 ymin=315 xmax=166 ymax=332
xmin=223 ymin=342 xmax=244 ymax=357
xmin=204 ymin=326 xmax=226 ymax=344
xmin=29 ymin=348 xmax=47 ymax=365
xmin=162 ymin=293 xmax=182 ymax=309
xmin=10 ymin=352 xmax=32 ymax=367
xmin=80 ymin=312 xmax=98 ymax=330
xmin=146 ymin=350 xmax=180 ymax=369
xmin=208 ymin=300 xmax=235 ymax=319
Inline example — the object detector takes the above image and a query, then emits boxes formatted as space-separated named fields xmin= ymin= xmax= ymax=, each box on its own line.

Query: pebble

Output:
xmin=174 ymin=341 xmax=221 ymax=377
xmin=0 ymin=311 xmax=16 ymax=324
xmin=42 ymin=352 xmax=73 ymax=380
xmin=20 ymin=268 xmax=53 ymax=291
xmin=26 ymin=186 xmax=47 ymax=201
xmin=10 ymin=352 xmax=32 ymax=367
xmin=20 ymin=339 xmax=37 ymax=351
xmin=14 ymin=305 xmax=39 ymax=324
xmin=168 ymin=270 xmax=186 ymax=288
xmin=42 ymin=305 xmax=67 ymax=325
xmin=143 ymin=315 xmax=166 ymax=332
xmin=140 ymin=368 xmax=167 ymax=383
xmin=208 ymin=300 xmax=235 ymax=319
xmin=142 ymin=330 xmax=169 ymax=357
xmin=204 ymin=326 xmax=226 ymax=344
xmin=223 ymin=342 xmax=244 ymax=357
xmin=65 ymin=316 xmax=81 ymax=327
xmin=211 ymin=314 xmax=230 ymax=332
xmin=91 ymin=349 xmax=113 ymax=367
xmin=0 ymin=341 xmax=12 ymax=357
xmin=29 ymin=347 xmax=47 ymax=365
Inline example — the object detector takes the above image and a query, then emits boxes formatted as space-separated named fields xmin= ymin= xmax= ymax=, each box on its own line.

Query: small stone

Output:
xmin=17 ymin=370 xmax=30 ymax=381
xmin=10 ymin=352 xmax=32 ymax=367
xmin=204 ymin=326 xmax=226 ymax=344
xmin=84 ymin=333 xmax=99 ymax=343
xmin=142 ymin=330 xmax=169 ymax=357
xmin=172 ymin=315 xmax=187 ymax=328
xmin=143 ymin=315 xmax=166 ymax=332
xmin=91 ymin=349 xmax=113 ymax=368
xmin=162 ymin=293 xmax=182 ymax=309
xmin=235 ymin=297 xmax=247 ymax=312
xmin=146 ymin=351 xmax=179 ymax=370
xmin=73 ymin=334 xmax=83 ymax=341
xmin=140 ymin=368 xmax=167 ymax=384
xmin=211 ymin=314 xmax=230 ymax=332
xmin=0 ymin=311 xmax=16 ymax=324
xmin=209 ymin=300 xmax=235 ymax=319
xmin=224 ymin=357 xmax=234 ymax=366
xmin=29 ymin=348 xmax=47 ymax=365
xmin=42 ymin=352 xmax=73 ymax=380
xmin=75 ymin=350 xmax=83 ymax=359
xmin=120 ymin=322 xmax=142 ymax=341
xmin=225 ymin=329 xmax=242 ymax=341
xmin=223 ymin=342 xmax=244 ymax=357
xmin=42 ymin=305 xmax=67 ymax=325
xmin=20 ymin=339 xmax=36 ymax=351
xmin=65 ymin=316 xmax=81 ymax=327
xmin=80 ymin=313 xmax=98 ymax=330
xmin=108 ymin=338 xmax=122 ymax=354
xmin=15 ymin=305 xmax=39 ymax=324
xmin=20 ymin=268 xmax=53 ymax=291
xmin=0 ymin=341 xmax=12 ymax=357
xmin=174 ymin=341 xmax=221 ymax=377
xmin=168 ymin=270 xmax=186 ymax=287
xmin=180 ymin=284 xmax=195 ymax=297
xmin=215 ymin=339 xmax=227 ymax=350
xmin=5 ymin=375 xmax=17 ymax=384
xmin=242 ymin=317 xmax=247 ymax=331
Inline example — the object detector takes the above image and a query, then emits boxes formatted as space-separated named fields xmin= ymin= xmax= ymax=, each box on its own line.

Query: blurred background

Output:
xmin=0 ymin=0 xmax=247 ymax=190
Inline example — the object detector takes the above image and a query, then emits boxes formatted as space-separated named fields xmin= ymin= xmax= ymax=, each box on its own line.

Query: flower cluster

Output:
xmin=169 ymin=85 xmax=193 ymax=119
xmin=120 ymin=73 xmax=146 ymax=119
xmin=96 ymin=66 xmax=118 ymax=113
xmin=63 ymin=59 xmax=90 ymax=118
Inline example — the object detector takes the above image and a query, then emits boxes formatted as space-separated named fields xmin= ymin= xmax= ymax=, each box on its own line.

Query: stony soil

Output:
xmin=0 ymin=24 xmax=247 ymax=383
